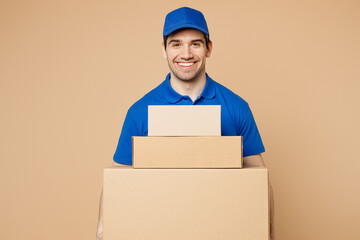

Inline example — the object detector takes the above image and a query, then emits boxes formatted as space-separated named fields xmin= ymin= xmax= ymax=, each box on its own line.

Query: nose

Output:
xmin=180 ymin=45 xmax=193 ymax=59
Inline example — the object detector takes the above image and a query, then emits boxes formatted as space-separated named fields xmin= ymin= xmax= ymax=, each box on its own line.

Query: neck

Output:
xmin=169 ymin=73 xmax=207 ymax=102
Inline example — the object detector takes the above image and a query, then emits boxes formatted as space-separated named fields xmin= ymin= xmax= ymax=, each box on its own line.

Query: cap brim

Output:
xmin=163 ymin=23 xmax=209 ymax=36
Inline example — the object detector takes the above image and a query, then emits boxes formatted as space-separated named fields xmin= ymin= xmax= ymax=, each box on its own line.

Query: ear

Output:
xmin=162 ymin=42 xmax=167 ymax=59
xmin=206 ymin=40 xmax=213 ymax=58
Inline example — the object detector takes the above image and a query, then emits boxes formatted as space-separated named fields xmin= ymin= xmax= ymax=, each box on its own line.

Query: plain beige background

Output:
xmin=1 ymin=0 xmax=359 ymax=239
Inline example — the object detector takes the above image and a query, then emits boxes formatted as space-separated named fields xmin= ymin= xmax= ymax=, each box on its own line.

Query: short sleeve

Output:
xmin=238 ymin=105 xmax=265 ymax=157
xmin=113 ymin=109 xmax=142 ymax=165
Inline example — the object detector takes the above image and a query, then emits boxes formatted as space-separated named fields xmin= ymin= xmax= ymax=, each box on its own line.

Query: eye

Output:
xmin=192 ymin=42 xmax=201 ymax=47
xmin=170 ymin=42 xmax=181 ymax=48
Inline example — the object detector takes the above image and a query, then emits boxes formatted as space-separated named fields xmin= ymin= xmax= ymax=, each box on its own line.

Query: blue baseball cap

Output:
xmin=163 ymin=7 xmax=209 ymax=37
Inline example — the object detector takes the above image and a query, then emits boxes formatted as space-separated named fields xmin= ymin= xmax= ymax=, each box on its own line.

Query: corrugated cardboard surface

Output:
xmin=148 ymin=105 xmax=221 ymax=136
xmin=133 ymin=136 xmax=243 ymax=168
xmin=103 ymin=167 xmax=269 ymax=240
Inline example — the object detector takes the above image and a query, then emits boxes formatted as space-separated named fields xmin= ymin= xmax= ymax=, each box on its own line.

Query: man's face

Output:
xmin=163 ymin=29 xmax=212 ymax=83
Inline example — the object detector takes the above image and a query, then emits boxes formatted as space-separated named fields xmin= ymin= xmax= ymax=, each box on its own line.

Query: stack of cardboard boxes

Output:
xmin=103 ymin=106 xmax=269 ymax=240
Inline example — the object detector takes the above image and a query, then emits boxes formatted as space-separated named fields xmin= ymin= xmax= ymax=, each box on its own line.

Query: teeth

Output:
xmin=178 ymin=62 xmax=194 ymax=66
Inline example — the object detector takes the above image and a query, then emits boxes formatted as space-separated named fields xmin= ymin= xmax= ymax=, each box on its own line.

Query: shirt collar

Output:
xmin=201 ymin=73 xmax=216 ymax=100
xmin=162 ymin=73 xmax=216 ymax=103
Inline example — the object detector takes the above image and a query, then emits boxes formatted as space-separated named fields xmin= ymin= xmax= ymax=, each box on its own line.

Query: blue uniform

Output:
xmin=114 ymin=73 xmax=265 ymax=165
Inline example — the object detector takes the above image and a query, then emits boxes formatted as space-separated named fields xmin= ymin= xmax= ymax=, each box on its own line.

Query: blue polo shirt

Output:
xmin=113 ymin=73 xmax=265 ymax=165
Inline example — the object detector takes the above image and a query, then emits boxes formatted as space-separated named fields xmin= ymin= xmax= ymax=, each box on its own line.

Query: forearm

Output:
xmin=269 ymin=182 xmax=275 ymax=240
xmin=97 ymin=162 xmax=128 ymax=239
xmin=97 ymin=189 xmax=103 ymax=240
xmin=243 ymin=154 xmax=275 ymax=240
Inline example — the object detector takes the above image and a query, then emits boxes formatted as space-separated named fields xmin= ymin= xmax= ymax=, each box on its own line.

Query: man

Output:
xmin=97 ymin=7 xmax=275 ymax=240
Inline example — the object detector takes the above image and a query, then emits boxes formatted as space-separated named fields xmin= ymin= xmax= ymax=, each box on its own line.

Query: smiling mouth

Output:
xmin=177 ymin=62 xmax=196 ymax=67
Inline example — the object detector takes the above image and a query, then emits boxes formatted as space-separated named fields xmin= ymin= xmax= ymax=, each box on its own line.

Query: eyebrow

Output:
xmin=191 ymin=39 xmax=205 ymax=44
xmin=168 ymin=39 xmax=180 ymax=44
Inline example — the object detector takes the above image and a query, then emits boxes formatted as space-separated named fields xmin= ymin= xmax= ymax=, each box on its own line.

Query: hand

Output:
xmin=96 ymin=216 xmax=103 ymax=240
xmin=270 ymin=223 xmax=276 ymax=240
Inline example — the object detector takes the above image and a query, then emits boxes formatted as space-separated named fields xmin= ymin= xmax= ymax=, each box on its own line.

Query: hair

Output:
xmin=163 ymin=28 xmax=211 ymax=50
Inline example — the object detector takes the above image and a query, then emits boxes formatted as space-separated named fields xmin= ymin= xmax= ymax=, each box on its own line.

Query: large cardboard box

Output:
xmin=133 ymin=136 xmax=243 ymax=168
xmin=103 ymin=167 xmax=269 ymax=240
xmin=148 ymin=105 xmax=221 ymax=136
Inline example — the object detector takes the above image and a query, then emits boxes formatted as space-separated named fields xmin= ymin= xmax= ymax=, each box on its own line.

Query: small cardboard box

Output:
xmin=103 ymin=167 xmax=269 ymax=240
xmin=132 ymin=136 xmax=243 ymax=168
xmin=148 ymin=105 xmax=221 ymax=136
